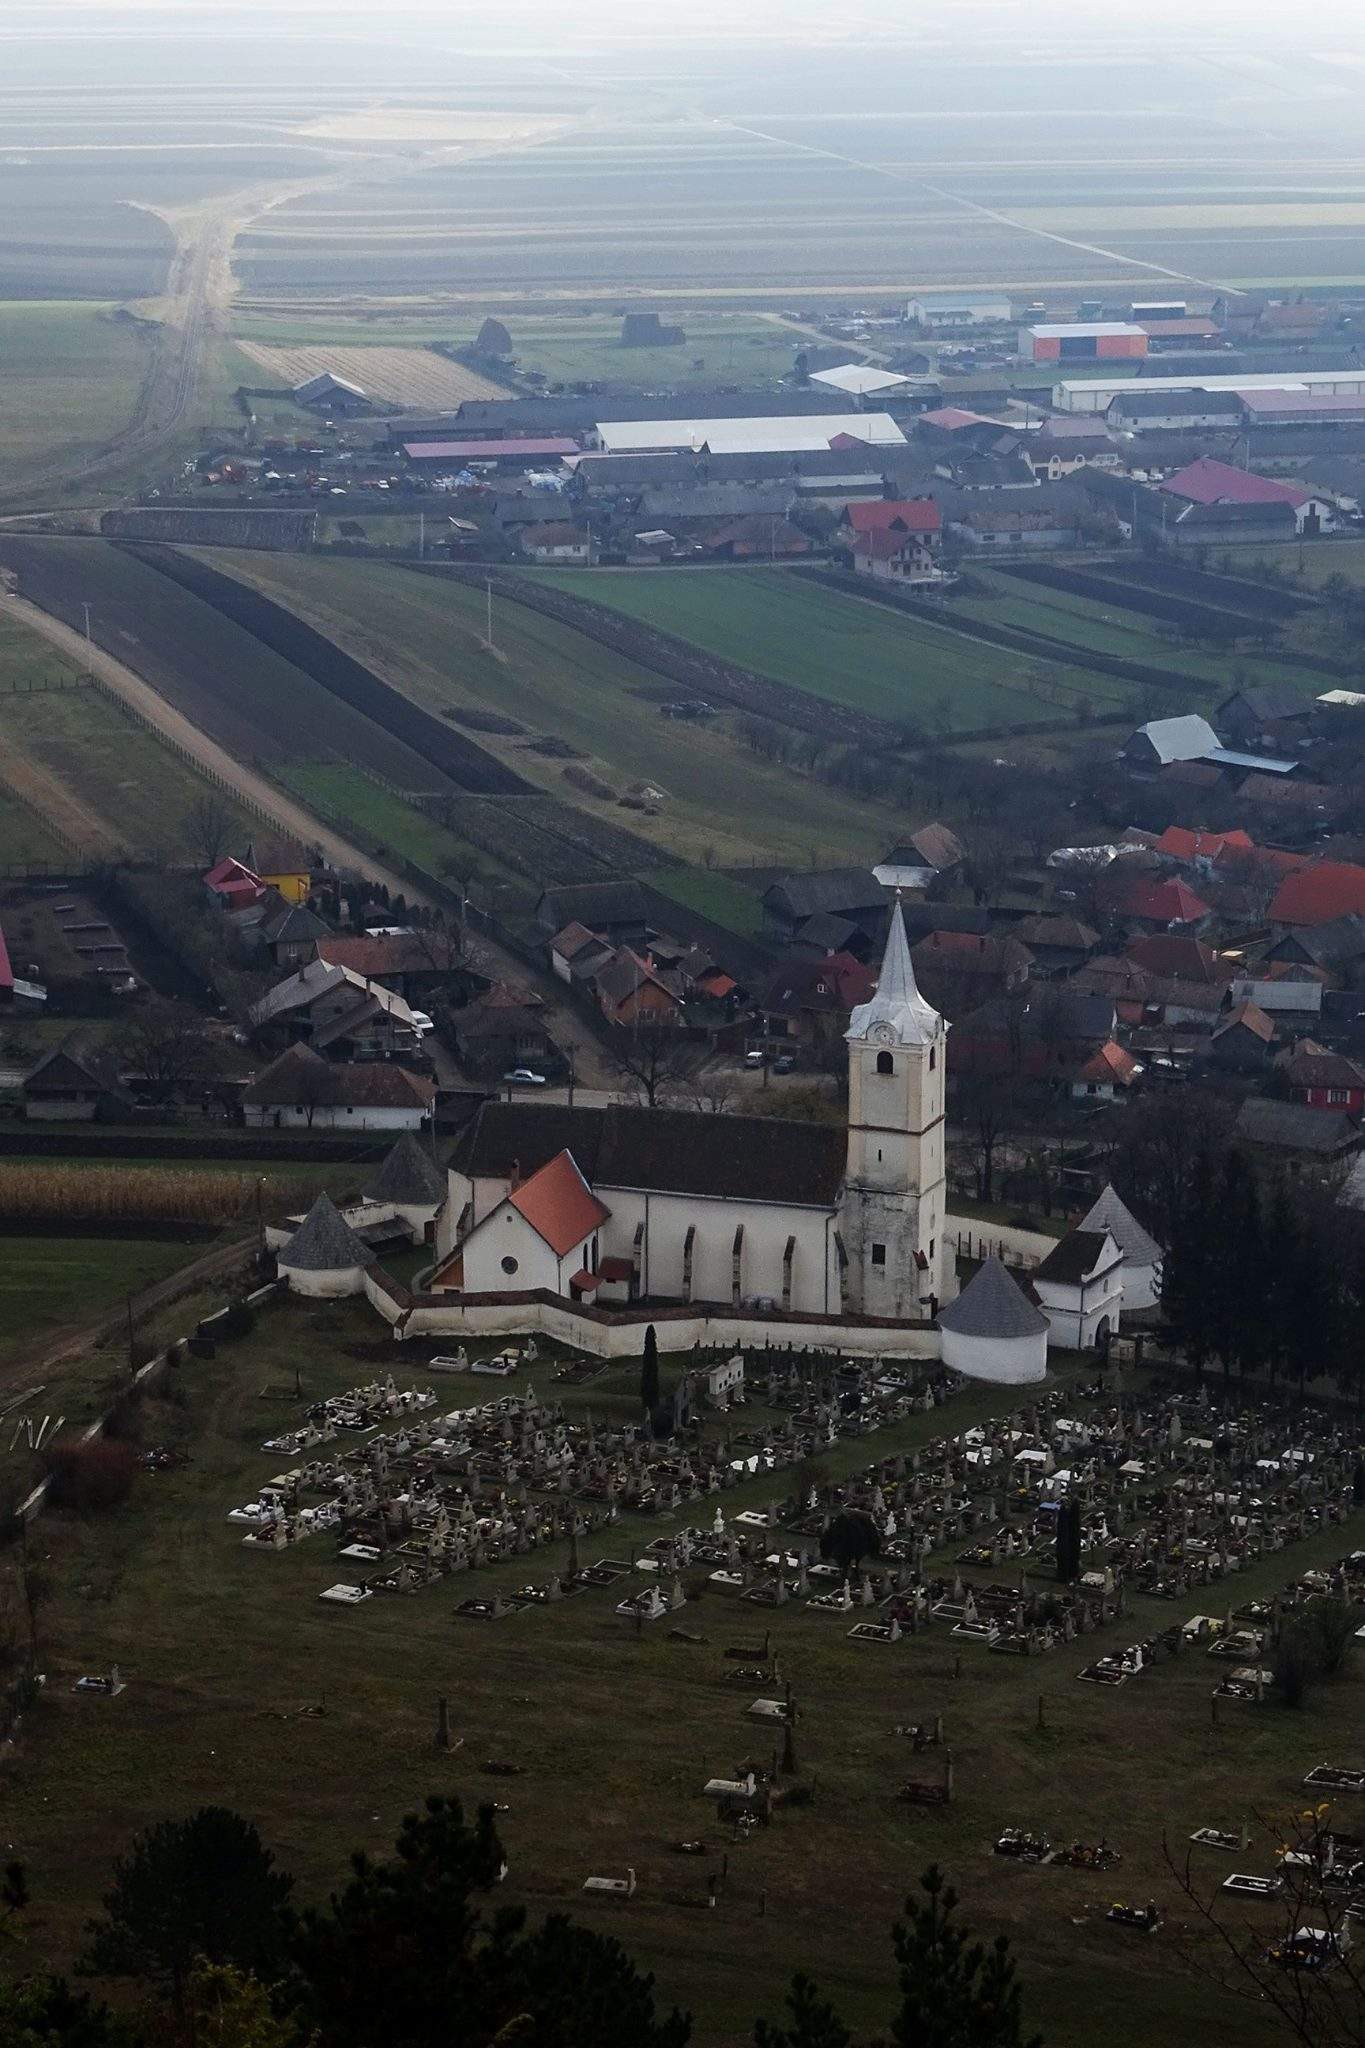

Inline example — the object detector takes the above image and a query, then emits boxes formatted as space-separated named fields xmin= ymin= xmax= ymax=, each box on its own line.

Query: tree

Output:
xmin=288 ymin=1795 xmax=689 ymax=2048
xmin=0 ymin=1976 xmax=141 ymax=2046
xmin=640 ymin=1324 xmax=660 ymax=1416
xmin=182 ymin=793 xmax=236 ymax=870
xmin=81 ymin=1809 xmax=294 ymax=2016
xmin=117 ymin=1000 xmax=218 ymax=1106
xmin=610 ymin=1024 xmax=693 ymax=1109
xmin=184 ymin=1961 xmax=310 ymax=2048
xmin=889 ymin=1866 xmax=1041 ymax=2048
xmin=955 ymin=1070 xmax=1017 ymax=1207
xmin=754 ymin=1973 xmax=852 ymax=2048
xmin=819 ymin=1509 xmax=881 ymax=1578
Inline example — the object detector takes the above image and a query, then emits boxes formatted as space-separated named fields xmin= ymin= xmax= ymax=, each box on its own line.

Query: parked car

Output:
xmin=409 ymin=1010 xmax=435 ymax=1036
xmin=773 ymin=1054 xmax=796 ymax=1074
xmin=504 ymin=1067 xmax=547 ymax=1086
xmin=744 ymin=1049 xmax=767 ymax=1067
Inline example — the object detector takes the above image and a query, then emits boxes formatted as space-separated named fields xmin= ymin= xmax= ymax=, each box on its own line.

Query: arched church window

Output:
xmin=928 ymin=1045 xmax=936 ymax=1071
xmin=876 ymin=1050 xmax=894 ymax=1075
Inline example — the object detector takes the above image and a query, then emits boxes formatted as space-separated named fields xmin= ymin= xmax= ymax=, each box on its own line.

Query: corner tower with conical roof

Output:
xmin=840 ymin=895 xmax=949 ymax=1319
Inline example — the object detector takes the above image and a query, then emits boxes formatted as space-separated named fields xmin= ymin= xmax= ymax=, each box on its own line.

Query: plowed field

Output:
xmin=235 ymin=342 xmax=508 ymax=407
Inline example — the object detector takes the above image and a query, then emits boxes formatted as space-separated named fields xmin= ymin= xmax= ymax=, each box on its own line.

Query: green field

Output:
xmin=531 ymin=568 xmax=1130 ymax=732
xmin=0 ymin=301 xmax=151 ymax=476
xmin=0 ymin=1231 xmax=206 ymax=1370
xmin=0 ymin=787 xmax=66 ymax=867
xmin=651 ymin=866 xmax=768 ymax=937
xmin=0 ymin=668 xmax=256 ymax=862
xmin=277 ymin=760 xmax=485 ymax=882
xmin=205 ymin=553 xmax=906 ymax=866
xmin=2 ymin=1288 xmax=1358 ymax=2047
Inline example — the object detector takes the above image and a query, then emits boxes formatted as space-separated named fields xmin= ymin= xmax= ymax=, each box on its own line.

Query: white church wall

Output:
xmin=462 ymin=1203 xmax=565 ymax=1295
xmin=599 ymin=1188 xmax=839 ymax=1313
xmin=947 ymin=1215 xmax=1060 ymax=1270
xmin=279 ymin=1261 xmax=367 ymax=1300
xmin=1117 ymin=1259 xmax=1161 ymax=1312
xmin=395 ymin=1295 xmax=941 ymax=1361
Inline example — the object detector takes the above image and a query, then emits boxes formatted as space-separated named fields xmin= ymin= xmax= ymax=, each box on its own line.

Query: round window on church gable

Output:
xmin=876 ymin=1050 xmax=894 ymax=1075
xmin=501 ymin=1256 xmax=519 ymax=1276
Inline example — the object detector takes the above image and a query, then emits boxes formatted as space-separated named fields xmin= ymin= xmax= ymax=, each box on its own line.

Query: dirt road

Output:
xmin=0 ymin=585 xmax=613 ymax=1085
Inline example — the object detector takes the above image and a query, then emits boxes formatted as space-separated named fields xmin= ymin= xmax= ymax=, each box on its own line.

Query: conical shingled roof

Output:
xmin=1078 ymin=1183 xmax=1163 ymax=1269
xmin=846 ymin=896 xmax=942 ymax=1048
xmin=367 ymin=1132 xmax=446 ymax=1207
xmin=279 ymin=1193 xmax=371 ymax=1272
xmin=937 ymin=1257 xmax=1049 ymax=1339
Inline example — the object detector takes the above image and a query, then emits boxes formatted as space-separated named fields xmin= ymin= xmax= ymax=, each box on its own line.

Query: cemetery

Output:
xmin=5 ymin=1282 xmax=1365 ymax=2048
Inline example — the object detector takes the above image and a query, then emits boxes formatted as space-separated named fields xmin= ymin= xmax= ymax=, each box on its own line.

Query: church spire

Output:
xmin=845 ymin=893 xmax=942 ymax=1047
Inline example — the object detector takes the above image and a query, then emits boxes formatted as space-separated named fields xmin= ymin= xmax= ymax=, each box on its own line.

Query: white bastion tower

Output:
xmin=840 ymin=896 xmax=953 ymax=1321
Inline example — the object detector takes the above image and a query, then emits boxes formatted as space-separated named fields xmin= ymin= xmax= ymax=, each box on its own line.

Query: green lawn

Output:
xmin=530 ymin=569 xmax=1127 ymax=732
xmin=0 ymin=1232 xmax=205 ymax=1371
xmin=0 ymin=653 xmax=256 ymax=861
xmin=651 ymin=865 xmax=767 ymax=938
xmin=277 ymin=758 xmax=483 ymax=883
xmin=1 ymin=1290 xmax=1357 ymax=2048
xmin=0 ymin=301 xmax=151 ymax=481
xmin=205 ymin=553 xmax=905 ymax=866
xmin=0 ymin=787 xmax=66 ymax=868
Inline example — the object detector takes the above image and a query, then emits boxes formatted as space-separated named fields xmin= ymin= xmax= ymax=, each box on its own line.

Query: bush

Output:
xmin=1302 ymin=1596 xmax=1358 ymax=1678
xmin=216 ymin=1299 xmax=255 ymax=1341
xmin=45 ymin=1440 xmax=137 ymax=1512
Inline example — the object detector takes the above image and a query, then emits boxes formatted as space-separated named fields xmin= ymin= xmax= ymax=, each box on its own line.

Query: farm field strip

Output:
xmin=233 ymin=340 xmax=509 ymax=406
xmin=530 ymin=568 xmax=1127 ymax=732
xmin=199 ymin=553 xmax=903 ymax=866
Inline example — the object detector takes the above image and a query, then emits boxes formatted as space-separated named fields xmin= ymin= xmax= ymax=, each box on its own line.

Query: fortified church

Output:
xmin=429 ymin=898 xmax=956 ymax=1326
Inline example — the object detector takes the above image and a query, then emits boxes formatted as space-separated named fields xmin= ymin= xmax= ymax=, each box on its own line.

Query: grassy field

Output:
xmin=1237 ymin=540 xmax=1365 ymax=590
xmin=1 ymin=1288 xmax=1358 ymax=2048
xmin=0 ymin=302 xmax=151 ymax=475
xmin=532 ymin=569 xmax=1138 ymax=733
xmin=0 ymin=788 xmax=67 ymax=868
xmin=0 ymin=674 xmax=256 ymax=861
xmin=446 ymin=311 xmax=801 ymax=389
xmin=276 ymin=760 xmax=486 ymax=881
xmin=651 ymin=867 xmax=768 ymax=938
xmin=202 ymin=553 xmax=906 ymax=866
xmin=0 ymin=1232 xmax=207 ymax=1371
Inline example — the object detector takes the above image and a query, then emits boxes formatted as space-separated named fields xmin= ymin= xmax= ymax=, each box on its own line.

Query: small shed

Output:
xmin=937 ymin=1258 xmax=1049 ymax=1385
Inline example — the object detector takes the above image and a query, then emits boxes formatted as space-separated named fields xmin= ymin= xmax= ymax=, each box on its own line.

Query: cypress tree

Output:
xmin=640 ymin=1324 xmax=660 ymax=1416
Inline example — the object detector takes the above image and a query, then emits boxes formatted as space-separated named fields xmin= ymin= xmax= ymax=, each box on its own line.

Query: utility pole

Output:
xmin=81 ymin=602 xmax=92 ymax=645
xmin=485 ymin=576 xmax=495 ymax=652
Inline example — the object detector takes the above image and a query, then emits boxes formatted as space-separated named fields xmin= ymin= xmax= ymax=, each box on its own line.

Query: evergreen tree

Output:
xmin=889 ymin=1867 xmax=1041 ymax=2048
xmin=640 ymin=1325 xmax=660 ymax=1416
xmin=754 ymin=1973 xmax=852 ymax=2048
xmin=288 ymin=1795 xmax=689 ymax=2048
xmin=1159 ymin=1147 xmax=1218 ymax=1371
xmin=81 ymin=1809 xmax=293 ymax=2017
xmin=0 ymin=1977 xmax=141 ymax=2047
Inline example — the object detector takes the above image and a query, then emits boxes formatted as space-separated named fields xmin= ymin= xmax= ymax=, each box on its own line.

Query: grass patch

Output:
xmin=0 ymin=786 xmax=66 ymax=867
xmin=531 ymin=569 xmax=1129 ymax=732
xmin=446 ymin=310 xmax=800 ymax=388
xmin=0 ymin=302 xmax=151 ymax=478
xmin=275 ymin=760 xmax=479 ymax=882
xmin=652 ymin=865 xmax=767 ymax=938
xmin=0 ymin=1232 xmax=205 ymax=1370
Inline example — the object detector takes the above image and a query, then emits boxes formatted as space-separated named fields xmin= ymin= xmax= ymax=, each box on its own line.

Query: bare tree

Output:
xmin=182 ymin=791 xmax=236 ymax=870
xmin=955 ymin=1069 xmax=1018 ymax=1206
xmin=610 ymin=1024 xmax=694 ymax=1109
xmin=687 ymin=1065 xmax=737 ymax=1115
xmin=117 ymin=999 xmax=219 ymax=1105
xmin=1163 ymin=1807 xmax=1365 ymax=2048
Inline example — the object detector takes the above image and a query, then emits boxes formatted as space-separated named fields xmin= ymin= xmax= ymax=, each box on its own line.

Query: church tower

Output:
xmin=840 ymin=896 xmax=949 ymax=1320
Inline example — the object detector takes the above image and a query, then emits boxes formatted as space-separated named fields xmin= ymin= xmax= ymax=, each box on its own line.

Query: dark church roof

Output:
xmin=450 ymin=1101 xmax=847 ymax=1209
xmin=279 ymin=1193 xmax=371 ymax=1271
xmin=937 ymin=1258 xmax=1049 ymax=1339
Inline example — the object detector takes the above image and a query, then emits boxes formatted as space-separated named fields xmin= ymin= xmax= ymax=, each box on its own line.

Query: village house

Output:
xmin=454 ymin=983 xmax=559 ymax=1080
xmin=592 ymin=949 xmax=683 ymax=1029
xmin=1157 ymin=458 xmax=1336 ymax=537
xmin=1206 ymin=1000 xmax=1276 ymax=1073
xmin=761 ymin=869 xmax=885 ymax=944
xmin=518 ymin=521 xmax=592 ymax=564
xmin=1232 ymin=1095 xmax=1364 ymax=1175
xmin=249 ymin=957 xmax=424 ymax=1061
xmin=21 ymin=1039 xmax=130 ymax=1122
xmin=261 ymin=901 xmax=332 ymax=970
xmin=1275 ymin=1042 xmax=1365 ymax=1113
xmin=243 ymin=1044 xmax=435 ymax=1131
xmin=241 ymin=836 xmax=314 ymax=906
xmin=316 ymin=932 xmax=466 ymax=1006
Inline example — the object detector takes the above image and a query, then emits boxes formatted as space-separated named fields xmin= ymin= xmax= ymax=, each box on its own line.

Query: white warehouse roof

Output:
xmin=1056 ymin=368 xmax=1365 ymax=413
xmin=808 ymin=364 xmax=912 ymax=397
xmin=1028 ymin=322 xmax=1146 ymax=339
xmin=594 ymin=413 xmax=907 ymax=456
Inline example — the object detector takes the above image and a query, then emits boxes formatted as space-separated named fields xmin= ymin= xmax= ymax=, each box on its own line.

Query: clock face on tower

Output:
xmin=871 ymin=1023 xmax=897 ymax=1046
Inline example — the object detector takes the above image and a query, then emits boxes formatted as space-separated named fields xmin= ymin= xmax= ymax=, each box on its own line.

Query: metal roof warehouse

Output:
xmin=401 ymin=438 xmax=580 ymax=463
xmin=591 ymin=413 xmax=907 ymax=456
xmin=1055 ymin=368 xmax=1365 ymax=414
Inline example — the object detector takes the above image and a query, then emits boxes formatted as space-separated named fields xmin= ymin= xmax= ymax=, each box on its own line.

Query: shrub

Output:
xmin=216 ymin=1300 xmax=255 ymax=1341
xmin=45 ymin=1440 xmax=137 ymax=1512
xmin=1301 ymin=1596 xmax=1358 ymax=1678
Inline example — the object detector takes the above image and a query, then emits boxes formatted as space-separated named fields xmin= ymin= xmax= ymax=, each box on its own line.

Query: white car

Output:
xmin=409 ymin=1010 xmax=435 ymax=1036
xmin=504 ymin=1067 xmax=547 ymax=1086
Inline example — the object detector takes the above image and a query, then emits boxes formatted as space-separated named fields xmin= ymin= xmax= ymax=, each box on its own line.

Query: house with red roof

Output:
xmin=1158 ymin=458 xmax=1335 ymax=536
xmin=1108 ymin=874 xmax=1211 ymax=930
xmin=1072 ymin=1041 xmax=1141 ymax=1102
xmin=842 ymin=499 xmax=941 ymax=539
xmin=1154 ymin=825 xmax=1254 ymax=865
xmin=1269 ymin=861 xmax=1365 ymax=929
xmin=1276 ymin=1041 xmax=1365 ymax=1114
xmin=204 ymin=855 xmax=265 ymax=914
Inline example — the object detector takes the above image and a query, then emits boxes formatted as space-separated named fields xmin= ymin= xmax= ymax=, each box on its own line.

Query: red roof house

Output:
xmin=1269 ymin=862 xmax=1365 ymax=928
xmin=1111 ymin=875 xmax=1211 ymax=927
xmin=843 ymin=499 xmax=941 ymax=537
xmin=1159 ymin=458 xmax=1317 ymax=510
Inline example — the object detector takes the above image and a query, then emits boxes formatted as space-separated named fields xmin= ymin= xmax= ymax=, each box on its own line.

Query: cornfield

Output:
xmin=0 ymin=1164 xmax=268 ymax=1226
